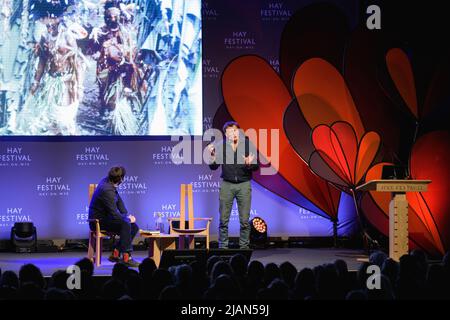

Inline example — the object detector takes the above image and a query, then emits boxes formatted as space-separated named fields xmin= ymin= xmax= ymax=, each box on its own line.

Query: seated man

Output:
xmin=89 ymin=166 xmax=140 ymax=267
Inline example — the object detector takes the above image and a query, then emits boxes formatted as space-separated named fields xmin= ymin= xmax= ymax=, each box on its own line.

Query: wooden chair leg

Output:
xmin=95 ymin=235 xmax=102 ymax=267
xmin=111 ymin=235 xmax=116 ymax=252
xmin=99 ymin=237 xmax=103 ymax=266
xmin=179 ymin=235 xmax=185 ymax=250
xmin=188 ymin=235 xmax=195 ymax=249
xmin=87 ymin=232 xmax=94 ymax=261
xmin=206 ymin=234 xmax=210 ymax=250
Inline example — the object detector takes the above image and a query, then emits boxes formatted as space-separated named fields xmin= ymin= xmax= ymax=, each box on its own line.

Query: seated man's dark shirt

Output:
xmin=88 ymin=177 xmax=130 ymax=224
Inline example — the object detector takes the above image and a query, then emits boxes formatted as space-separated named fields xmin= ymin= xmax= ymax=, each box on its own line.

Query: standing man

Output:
xmin=208 ymin=121 xmax=259 ymax=249
xmin=89 ymin=166 xmax=140 ymax=267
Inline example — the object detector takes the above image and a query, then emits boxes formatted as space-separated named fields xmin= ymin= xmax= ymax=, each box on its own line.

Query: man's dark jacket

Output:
xmin=209 ymin=136 xmax=259 ymax=183
xmin=88 ymin=177 xmax=129 ymax=222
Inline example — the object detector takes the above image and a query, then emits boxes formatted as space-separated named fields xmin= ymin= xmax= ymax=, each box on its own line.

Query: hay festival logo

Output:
xmin=0 ymin=207 xmax=32 ymax=228
xmin=261 ymin=2 xmax=293 ymax=21
xmin=224 ymin=31 xmax=257 ymax=50
xmin=37 ymin=177 xmax=70 ymax=197
xmin=75 ymin=146 xmax=110 ymax=166
xmin=0 ymin=146 xmax=32 ymax=167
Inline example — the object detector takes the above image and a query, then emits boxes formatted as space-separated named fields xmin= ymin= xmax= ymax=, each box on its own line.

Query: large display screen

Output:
xmin=0 ymin=0 xmax=202 ymax=136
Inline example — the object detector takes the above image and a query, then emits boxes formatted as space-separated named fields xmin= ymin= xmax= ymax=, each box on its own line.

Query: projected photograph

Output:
xmin=0 ymin=0 xmax=202 ymax=136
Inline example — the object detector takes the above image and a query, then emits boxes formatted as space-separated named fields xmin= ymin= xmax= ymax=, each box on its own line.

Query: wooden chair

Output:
xmin=86 ymin=184 xmax=117 ymax=267
xmin=168 ymin=184 xmax=212 ymax=249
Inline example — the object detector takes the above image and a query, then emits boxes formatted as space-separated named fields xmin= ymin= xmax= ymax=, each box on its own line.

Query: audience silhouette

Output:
xmin=1 ymin=250 xmax=449 ymax=300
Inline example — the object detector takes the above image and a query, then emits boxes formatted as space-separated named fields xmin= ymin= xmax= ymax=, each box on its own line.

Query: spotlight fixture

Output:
xmin=250 ymin=217 xmax=268 ymax=249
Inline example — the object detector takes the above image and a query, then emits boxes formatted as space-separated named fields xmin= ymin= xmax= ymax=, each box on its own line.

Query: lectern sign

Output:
xmin=376 ymin=183 xmax=428 ymax=192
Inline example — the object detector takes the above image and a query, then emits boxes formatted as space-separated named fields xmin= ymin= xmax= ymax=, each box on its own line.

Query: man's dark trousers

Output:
xmin=99 ymin=219 xmax=139 ymax=253
xmin=219 ymin=180 xmax=251 ymax=249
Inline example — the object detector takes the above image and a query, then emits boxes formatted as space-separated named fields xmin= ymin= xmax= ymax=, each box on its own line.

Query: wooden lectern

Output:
xmin=356 ymin=180 xmax=431 ymax=261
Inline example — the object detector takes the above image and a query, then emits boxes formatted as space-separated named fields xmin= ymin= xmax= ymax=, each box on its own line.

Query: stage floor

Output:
xmin=0 ymin=248 xmax=368 ymax=276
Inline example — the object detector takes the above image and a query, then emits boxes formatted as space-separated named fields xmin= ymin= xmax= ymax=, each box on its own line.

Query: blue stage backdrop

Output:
xmin=0 ymin=0 xmax=359 ymax=240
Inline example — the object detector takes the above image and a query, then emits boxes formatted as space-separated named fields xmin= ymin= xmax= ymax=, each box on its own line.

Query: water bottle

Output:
xmin=156 ymin=214 xmax=164 ymax=233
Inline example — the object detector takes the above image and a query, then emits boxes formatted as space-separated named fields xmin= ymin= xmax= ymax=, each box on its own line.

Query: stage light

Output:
xmin=10 ymin=222 xmax=37 ymax=253
xmin=250 ymin=217 xmax=268 ymax=249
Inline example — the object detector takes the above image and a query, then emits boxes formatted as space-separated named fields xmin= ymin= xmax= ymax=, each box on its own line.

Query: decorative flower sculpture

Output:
xmin=214 ymin=3 xmax=450 ymax=256
xmin=309 ymin=121 xmax=380 ymax=191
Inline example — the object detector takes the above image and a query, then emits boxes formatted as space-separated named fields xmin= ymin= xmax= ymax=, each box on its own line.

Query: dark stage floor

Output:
xmin=0 ymin=248 xmax=368 ymax=276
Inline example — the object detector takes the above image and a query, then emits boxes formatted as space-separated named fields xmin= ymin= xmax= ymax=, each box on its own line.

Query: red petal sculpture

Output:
xmin=409 ymin=131 xmax=450 ymax=254
xmin=293 ymin=58 xmax=365 ymax=140
xmin=221 ymin=55 xmax=341 ymax=220
xmin=310 ymin=121 xmax=380 ymax=189
xmin=386 ymin=48 xmax=419 ymax=118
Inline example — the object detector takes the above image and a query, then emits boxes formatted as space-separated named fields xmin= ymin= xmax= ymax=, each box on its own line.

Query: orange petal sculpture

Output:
xmin=310 ymin=121 xmax=381 ymax=189
xmin=221 ymin=55 xmax=341 ymax=220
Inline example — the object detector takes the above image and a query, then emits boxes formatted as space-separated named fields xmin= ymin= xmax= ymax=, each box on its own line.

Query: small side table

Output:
xmin=140 ymin=233 xmax=178 ymax=266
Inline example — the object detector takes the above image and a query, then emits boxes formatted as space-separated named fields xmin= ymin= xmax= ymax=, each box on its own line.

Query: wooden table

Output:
xmin=140 ymin=233 xmax=178 ymax=266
